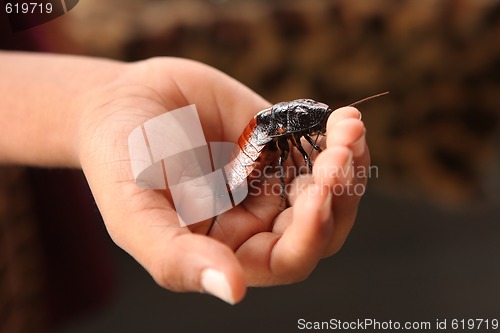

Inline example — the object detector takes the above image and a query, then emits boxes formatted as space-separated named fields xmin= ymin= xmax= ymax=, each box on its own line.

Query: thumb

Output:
xmin=144 ymin=231 xmax=246 ymax=305
xmin=92 ymin=184 xmax=247 ymax=305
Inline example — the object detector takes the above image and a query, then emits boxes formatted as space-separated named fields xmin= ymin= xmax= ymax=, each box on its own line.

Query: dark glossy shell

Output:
xmin=253 ymin=99 xmax=331 ymax=145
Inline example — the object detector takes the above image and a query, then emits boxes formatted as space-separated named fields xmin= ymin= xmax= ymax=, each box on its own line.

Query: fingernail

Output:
xmin=351 ymin=133 xmax=366 ymax=157
xmin=201 ymin=268 xmax=235 ymax=305
xmin=320 ymin=188 xmax=332 ymax=221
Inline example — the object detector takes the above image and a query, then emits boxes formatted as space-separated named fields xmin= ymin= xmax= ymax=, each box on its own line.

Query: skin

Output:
xmin=0 ymin=52 xmax=369 ymax=304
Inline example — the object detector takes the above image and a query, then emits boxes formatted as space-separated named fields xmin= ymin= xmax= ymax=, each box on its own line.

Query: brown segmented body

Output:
xmin=225 ymin=117 xmax=279 ymax=191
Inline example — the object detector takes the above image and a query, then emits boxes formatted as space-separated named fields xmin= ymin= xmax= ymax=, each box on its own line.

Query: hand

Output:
xmin=77 ymin=57 xmax=369 ymax=304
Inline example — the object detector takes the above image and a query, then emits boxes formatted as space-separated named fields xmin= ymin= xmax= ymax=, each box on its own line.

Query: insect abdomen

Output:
xmin=225 ymin=119 xmax=277 ymax=191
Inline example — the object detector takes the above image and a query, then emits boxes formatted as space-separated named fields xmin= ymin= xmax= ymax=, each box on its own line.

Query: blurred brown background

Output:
xmin=57 ymin=0 xmax=500 ymax=206
xmin=1 ymin=1 xmax=499 ymax=332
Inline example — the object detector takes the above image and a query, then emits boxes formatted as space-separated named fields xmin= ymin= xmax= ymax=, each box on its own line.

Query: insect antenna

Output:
xmin=307 ymin=92 xmax=388 ymax=158
xmin=349 ymin=91 xmax=389 ymax=107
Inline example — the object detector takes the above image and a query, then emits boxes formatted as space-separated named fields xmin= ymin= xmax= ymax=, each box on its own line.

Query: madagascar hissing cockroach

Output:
xmin=225 ymin=92 xmax=389 ymax=203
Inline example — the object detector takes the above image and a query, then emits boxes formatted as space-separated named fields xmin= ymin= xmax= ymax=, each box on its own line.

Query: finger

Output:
xmin=309 ymin=109 xmax=371 ymax=257
xmin=147 ymin=231 xmax=247 ymax=305
xmin=327 ymin=106 xmax=362 ymax=128
xmin=286 ymin=173 xmax=314 ymax=207
xmin=322 ymin=141 xmax=370 ymax=257
xmin=327 ymin=106 xmax=365 ymax=158
xmin=313 ymin=146 xmax=353 ymax=187
xmin=325 ymin=114 xmax=370 ymax=188
xmin=323 ymin=185 xmax=362 ymax=256
xmin=326 ymin=118 xmax=366 ymax=156
xmin=321 ymin=143 xmax=369 ymax=257
xmin=272 ymin=174 xmax=314 ymax=234
xmin=310 ymin=146 xmax=353 ymax=257
xmin=236 ymin=184 xmax=332 ymax=285
xmin=270 ymin=184 xmax=333 ymax=282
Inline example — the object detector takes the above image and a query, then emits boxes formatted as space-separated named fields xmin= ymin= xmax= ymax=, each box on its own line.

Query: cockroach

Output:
xmin=225 ymin=92 xmax=388 ymax=204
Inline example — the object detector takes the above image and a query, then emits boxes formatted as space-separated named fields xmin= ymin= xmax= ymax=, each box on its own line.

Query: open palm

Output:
xmin=78 ymin=58 xmax=369 ymax=304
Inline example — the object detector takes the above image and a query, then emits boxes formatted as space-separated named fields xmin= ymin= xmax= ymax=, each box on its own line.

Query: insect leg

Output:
xmin=277 ymin=138 xmax=289 ymax=205
xmin=304 ymin=134 xmax=323 ymax=153
xmin=292 ymin=134 xmax=313 ymax=173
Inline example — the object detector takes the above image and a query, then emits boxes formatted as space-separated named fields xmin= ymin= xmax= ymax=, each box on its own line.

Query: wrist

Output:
xmin=71 ymin=61 xmax=129 ymax=169
xmin=0 ymin=52 xmax=127 ymax=167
